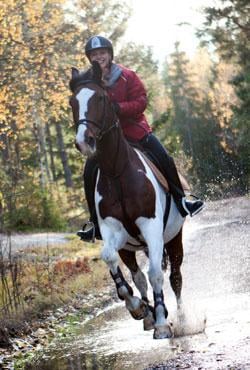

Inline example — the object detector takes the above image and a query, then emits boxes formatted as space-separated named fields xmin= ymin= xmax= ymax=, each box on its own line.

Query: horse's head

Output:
xmin=69 ymin=62 xmax=116 ymax=156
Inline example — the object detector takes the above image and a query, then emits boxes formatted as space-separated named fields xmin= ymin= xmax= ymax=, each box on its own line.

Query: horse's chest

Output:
xmin=96 ymin=169 xmax=156 ymax=222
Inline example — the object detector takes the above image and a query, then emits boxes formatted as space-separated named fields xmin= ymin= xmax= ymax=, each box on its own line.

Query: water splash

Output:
xmin=169 ymin=302 xmax=206 ymax=337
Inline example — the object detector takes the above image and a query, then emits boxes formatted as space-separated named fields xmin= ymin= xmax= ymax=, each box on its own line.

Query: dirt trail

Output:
xmin=17 ymin=196 xmax=250 ymax=370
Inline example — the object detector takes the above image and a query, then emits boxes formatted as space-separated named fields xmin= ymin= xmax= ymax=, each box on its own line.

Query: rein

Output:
xmin=77 ymin=118 xmax=119 ymax=141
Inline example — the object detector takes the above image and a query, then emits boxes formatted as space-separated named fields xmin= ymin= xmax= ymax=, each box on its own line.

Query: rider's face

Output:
xmin=89 ymin=48 xmax=111 ymax=73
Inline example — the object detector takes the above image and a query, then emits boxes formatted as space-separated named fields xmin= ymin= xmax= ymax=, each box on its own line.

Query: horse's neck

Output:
xmin=96 ymin=126 xmax=130 ymax=177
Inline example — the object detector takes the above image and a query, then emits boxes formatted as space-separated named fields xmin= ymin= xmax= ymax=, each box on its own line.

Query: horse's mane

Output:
xmin=69 ymin=69 xmax=93 ymax=93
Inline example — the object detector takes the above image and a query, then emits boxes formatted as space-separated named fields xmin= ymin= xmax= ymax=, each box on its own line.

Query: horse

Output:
xmin=69 ymin=61 xmax=185 ymax=339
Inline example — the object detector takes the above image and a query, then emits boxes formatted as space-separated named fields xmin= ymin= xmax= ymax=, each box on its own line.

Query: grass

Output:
xmin=0 ymin=237 xmax=110 ymax=341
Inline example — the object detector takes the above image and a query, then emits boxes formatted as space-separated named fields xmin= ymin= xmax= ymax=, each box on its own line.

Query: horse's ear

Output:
xmin=71 ymin=67 xmax=79 ymax=79
xmin=92 ymin=61 xmax=102 ymax=84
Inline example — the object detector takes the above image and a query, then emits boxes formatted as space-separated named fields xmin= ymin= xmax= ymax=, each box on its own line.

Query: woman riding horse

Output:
xmin=78 ymin=35 xmax=204 ymax=241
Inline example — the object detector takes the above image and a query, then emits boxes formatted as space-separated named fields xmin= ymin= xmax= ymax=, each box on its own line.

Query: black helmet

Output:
xmin=85 ymin=35 xmax=114 ymax=60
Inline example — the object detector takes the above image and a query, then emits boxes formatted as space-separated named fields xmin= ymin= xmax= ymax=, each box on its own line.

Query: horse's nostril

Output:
xmin=86 ymin=136 xmax=95 ymax=148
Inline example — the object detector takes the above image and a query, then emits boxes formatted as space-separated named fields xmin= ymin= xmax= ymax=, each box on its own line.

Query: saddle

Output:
xmin=140 ymin=152 xmax=190 ymax=194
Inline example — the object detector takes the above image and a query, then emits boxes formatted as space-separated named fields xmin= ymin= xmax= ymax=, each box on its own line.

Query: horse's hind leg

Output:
xmin=119 ymin=249 xmax=154 ymax=329
xmin=165 ymin=229 xmax=183 ymax=308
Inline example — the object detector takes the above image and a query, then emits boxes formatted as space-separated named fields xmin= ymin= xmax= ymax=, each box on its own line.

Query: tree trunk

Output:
xmin=46 ymin=123 xmax=57 ymax=182
xmin=33 ymin=118 xmax=51 ymax=188
xmin=55 ymin=122 xmax=73 ymax=188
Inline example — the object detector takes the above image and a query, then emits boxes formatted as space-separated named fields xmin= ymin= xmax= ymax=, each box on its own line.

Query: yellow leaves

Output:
xmin=24 ymin=0 xmax=44 ymax=26
xmin=220 ymin=139 xmax=233 ymax=154
xmin=9 ymin=23 xmax=23 ymax=43
xmin=0 ymin=0 xmax=83 ymax=142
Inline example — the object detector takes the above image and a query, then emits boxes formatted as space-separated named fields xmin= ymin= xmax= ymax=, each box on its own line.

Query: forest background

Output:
xmin=0 ymin=0 xmax=249 ymax=233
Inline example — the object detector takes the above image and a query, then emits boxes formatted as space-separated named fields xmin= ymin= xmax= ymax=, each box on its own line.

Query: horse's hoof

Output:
xmin=129 ymin=299 xmax=149 ymax=320
xmin=153 ymin=324 xmax=173 ymax=339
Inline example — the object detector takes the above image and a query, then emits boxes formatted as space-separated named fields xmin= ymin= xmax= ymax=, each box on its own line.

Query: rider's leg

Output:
xmin=140 ymin=133 xmax=204 ymax=217
xmin=77 ymin=155 xmax=102 ymax=241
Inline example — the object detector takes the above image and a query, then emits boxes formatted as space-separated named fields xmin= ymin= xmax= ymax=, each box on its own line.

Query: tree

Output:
xmin=0 ymin=0 xmax=131 ymax=230
xmin=161 ymin=42 xmax=240 ymax=195
xmin=163 ymin=42 xmax=202 ymax=158
xmin=116 ymin=43 xmax=166 ymax=120
xmin=198 ymin=0 xmax=250 ymax=190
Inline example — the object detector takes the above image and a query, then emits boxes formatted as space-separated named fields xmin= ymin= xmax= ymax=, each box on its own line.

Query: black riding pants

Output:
xmin=83 ymin=133 xmax=185 ymax=223
xmin=139 ymin=133 xmax=185 ymax=200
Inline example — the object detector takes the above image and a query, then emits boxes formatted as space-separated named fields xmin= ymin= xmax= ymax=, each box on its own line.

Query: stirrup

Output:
xmin=77 ymin=221 xmax=95 ymax=242
xmin=181 ymin=195 xmax=205 ymax=217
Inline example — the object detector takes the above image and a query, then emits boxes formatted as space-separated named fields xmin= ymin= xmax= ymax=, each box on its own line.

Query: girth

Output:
xmin=113 ymin=177 xmax=141 ymax=239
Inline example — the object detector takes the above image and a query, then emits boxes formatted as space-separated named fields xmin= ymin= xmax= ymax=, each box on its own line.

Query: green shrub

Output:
xmin=3 ymin=180 xmax=66 ymax=231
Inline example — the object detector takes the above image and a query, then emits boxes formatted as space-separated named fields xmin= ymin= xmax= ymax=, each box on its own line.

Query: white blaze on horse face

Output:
xmin=75 ymin=88 xmax=95 ymax=155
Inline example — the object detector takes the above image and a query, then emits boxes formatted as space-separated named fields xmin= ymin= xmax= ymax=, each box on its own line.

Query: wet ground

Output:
xmin=22 ymin=197 xmax=250 ymax=369
xmin=0 ymin=232 xmax=71 ymax=254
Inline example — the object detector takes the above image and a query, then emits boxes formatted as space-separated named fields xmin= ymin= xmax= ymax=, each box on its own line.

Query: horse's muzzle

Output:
xmin=85 ymin=136 xmax=95 ymax=150
xmin=75 ymin=137 xmax=95 ymax=156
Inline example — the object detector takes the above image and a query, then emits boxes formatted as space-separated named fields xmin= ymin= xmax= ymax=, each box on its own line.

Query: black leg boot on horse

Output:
xmin=77 ymin=155 xmax=102 ymax=242
xmin=139 ymin=133 xmax=204 ymax=217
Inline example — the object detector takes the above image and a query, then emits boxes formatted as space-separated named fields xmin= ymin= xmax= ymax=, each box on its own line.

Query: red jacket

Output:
xmin=106 ymin=64 xmax=152 ymax=141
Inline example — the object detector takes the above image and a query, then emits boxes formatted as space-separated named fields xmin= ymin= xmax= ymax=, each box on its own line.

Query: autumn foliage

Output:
xmin=0 ymin=0 xmax=248 ymax=232
xmin=53 ymin=257 xmax=91 ymax=281
xmin=0 ymin=0 xmax=130 ymax=231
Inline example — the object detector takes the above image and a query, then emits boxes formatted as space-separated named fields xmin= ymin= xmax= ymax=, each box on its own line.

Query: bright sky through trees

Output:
xmin=123 ymin=0 xmax=215 ymax=64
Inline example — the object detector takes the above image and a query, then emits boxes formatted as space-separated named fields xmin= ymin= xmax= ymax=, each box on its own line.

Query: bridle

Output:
xmin=74 ymin=81 xmax=119 ymax=141
xmin=77 ymin=117 xmax=119 ymax=141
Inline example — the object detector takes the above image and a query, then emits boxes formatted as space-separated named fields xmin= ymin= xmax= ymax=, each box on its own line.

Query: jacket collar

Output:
xmin=103 ymin=63 xmax=122 ymax=87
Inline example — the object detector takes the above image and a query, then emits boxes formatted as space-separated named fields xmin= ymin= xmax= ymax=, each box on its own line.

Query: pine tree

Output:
xmin=198 ymin=0 xmax=250 ymax=190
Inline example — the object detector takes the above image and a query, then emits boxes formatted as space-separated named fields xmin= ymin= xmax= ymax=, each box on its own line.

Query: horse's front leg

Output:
xmin=143 ymin=224 xmax=173 ymax=339
xmin=149 ymin=246 xmax=173 ymax=339
xmin=101 ymin=236 xmax=148 ymax=320
xmin=110 ymin=266 xmax=148 ymax=320
xmin=119 ymin=249 xmax=154 ymax=330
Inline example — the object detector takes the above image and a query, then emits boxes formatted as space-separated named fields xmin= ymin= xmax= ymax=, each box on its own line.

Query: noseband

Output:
xmin=75 ymin=82 xmax=118 ymax=141
xmin=77 ymin=117 xmax=119 ymax=141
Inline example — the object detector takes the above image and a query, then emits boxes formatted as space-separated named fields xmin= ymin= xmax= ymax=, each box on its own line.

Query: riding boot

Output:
xmin=77 ymin=155 xmax=102 ymax=241
xmin=139 ymin=133 xmax=204 ymax=217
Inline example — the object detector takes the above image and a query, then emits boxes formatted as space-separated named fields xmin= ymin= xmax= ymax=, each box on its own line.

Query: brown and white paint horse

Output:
xmin=69 ymin=62 xmax=185 ymax=339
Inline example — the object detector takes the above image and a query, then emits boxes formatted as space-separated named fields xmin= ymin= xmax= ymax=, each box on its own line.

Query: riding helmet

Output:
xmin=85 ymin=35 xmax=114 ymax=60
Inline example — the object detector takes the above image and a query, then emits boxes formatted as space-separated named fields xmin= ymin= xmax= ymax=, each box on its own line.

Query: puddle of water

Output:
xmin=25 ymin=290 xmax=250 ymax=370
xmin=0 ymin=233 xmax=72 ymax=253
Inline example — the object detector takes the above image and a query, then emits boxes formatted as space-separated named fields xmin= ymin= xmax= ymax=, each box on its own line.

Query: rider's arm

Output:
xmin=116 ymin=70 xmax=148 ymax=118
